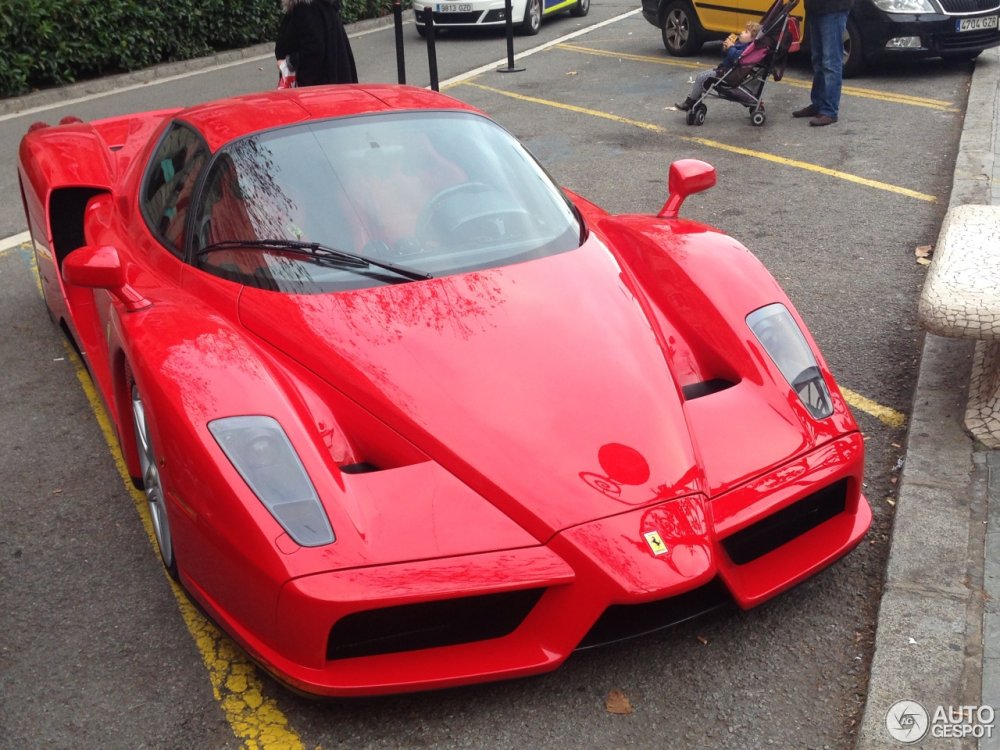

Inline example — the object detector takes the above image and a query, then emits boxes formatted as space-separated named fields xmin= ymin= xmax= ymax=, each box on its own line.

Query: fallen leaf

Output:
xmin=52 ymin=488 xmax=63 ymax=495
xmin=916 ymin=257 xmax=931 ymax=266
xmin=606 ymin=689 xmax=634 ymax=715
xmin=696 ymin=635 xmax=709 ymax=645
xmin=914 ymin=245 xmax=932 ymax=258
xmin=891 ymin=442 xmax=901 ymax=448
xmin=566 ymin=71 xmax=578 ymax=76
xmin=885 ymin=497 xmax=896 ymax=506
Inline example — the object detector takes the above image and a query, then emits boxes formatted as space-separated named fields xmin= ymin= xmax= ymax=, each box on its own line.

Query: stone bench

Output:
xmin=918 ymin=204 xmax=1000 ymax=448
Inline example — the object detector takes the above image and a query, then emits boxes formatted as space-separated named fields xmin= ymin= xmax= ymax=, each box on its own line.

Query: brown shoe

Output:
xmin=809 ymin=114 xmax=837 ymax=126
xmin=792 ymin=104 xmax=818 ymax=118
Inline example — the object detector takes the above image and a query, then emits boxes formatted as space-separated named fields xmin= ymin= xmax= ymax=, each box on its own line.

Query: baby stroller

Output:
xmin=685 ymin=0 xmax=801 ymax=127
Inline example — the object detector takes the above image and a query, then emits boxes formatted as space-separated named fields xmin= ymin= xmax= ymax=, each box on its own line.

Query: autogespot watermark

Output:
xmin=885 ymin=700 xmax=996 ymax=744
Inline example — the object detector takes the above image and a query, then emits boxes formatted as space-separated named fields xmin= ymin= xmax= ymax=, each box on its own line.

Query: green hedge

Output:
xmin=1 ymin=0 xmax=396 ymax=99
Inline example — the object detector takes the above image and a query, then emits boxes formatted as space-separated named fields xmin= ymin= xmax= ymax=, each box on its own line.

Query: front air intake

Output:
xmin=326 ymin=588 xmax=544 ymax=660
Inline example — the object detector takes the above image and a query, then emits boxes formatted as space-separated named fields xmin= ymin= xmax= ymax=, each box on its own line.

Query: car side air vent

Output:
xmin=339 ymin=462 xmax=380 ymax=474
xmin=681 ymin=378 xmax=737 ymax=400
xmin=721 ymin=478 xmax=849 ymax=565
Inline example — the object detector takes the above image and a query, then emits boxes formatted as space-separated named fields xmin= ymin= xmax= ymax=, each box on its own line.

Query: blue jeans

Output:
xmin=808 ymin=10 xmax=847 ymax=118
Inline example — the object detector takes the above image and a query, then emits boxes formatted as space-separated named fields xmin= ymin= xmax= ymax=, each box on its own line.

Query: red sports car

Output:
xmin=18 ymin=84 xmax=871 ymax=697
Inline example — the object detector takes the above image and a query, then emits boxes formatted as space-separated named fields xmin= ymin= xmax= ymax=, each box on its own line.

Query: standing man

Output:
xmin=792 ymin=0 xmax=852 ymax=126
xmin=275 ymin=0 xmax=358 ymax=86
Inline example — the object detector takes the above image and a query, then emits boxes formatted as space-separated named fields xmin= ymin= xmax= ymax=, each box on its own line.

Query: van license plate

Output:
xmin=957 ymin=15 xmax=998 ymax=31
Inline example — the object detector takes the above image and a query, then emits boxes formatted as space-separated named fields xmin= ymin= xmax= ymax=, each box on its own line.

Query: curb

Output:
xmin=855 ymin=46 xmax=1000 ymax=749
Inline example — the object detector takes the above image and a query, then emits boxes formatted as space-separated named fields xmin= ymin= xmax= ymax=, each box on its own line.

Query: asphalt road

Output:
xmin=0 ymin=3 xmax=972 ymax=748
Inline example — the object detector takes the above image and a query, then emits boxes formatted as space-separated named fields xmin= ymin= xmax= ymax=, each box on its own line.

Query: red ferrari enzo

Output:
xmin=18 ymin=84 xmax=870 ymax=697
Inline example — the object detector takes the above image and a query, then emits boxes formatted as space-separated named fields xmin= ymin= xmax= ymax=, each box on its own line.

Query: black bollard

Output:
xmin=425 ymin=8 xmax=440 ymax=91
xmin=393 ymin=1 xmax=406 ymax=84
xmin=497 ymin=0 xmax=525 ymax=73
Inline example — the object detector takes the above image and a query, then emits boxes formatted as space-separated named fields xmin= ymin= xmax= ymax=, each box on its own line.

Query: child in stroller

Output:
xmin=676 ymin=22 xmax=761 ymax=113
xmin=673 ymin=0 xmax=801 ymax=127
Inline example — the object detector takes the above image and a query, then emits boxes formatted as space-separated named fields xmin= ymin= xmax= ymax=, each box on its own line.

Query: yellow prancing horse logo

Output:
xmin=643 ymin=531 xmax=668 ymax=556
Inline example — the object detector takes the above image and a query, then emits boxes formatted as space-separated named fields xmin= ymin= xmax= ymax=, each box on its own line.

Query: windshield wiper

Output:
xmin=196 ymin=239 xmax=432 ymax=282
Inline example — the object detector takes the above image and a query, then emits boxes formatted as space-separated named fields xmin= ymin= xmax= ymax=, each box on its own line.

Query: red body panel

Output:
xmin=18 ymin=85 xmax=870 ymax=696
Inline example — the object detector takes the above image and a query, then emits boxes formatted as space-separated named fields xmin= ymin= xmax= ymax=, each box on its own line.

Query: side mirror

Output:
xmin=62 ymin=245 xmax=150 ymax=311
xmin=657 ymin=159 xmax=717 ymax=220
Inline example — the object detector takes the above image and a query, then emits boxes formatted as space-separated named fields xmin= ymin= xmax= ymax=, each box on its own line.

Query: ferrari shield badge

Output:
xmin=643 ymin=530 xmax=668 ymax=556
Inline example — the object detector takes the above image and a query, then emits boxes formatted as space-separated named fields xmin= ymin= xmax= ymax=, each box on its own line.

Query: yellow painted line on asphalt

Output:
xmin=557 ymin=43 xmax=707 ymax=70
xmin=683 ymin=136 xmax=937 ymax=201
xmin=840 ymin=386 xmax=908 ymax=428
xmin=24 ymin=253 xmax=304 ymax=750
xmin=70 ymin=345 xmax=305 ymax=750
xmin=555 ymin=44 xmax=957 ymax=111
xmin=822 ymin=82 xmax=955 ymax=110
xmin=0 ymin=231 xmax=31 ymax=254
xmin=460 ymin=82 xmax=938 ymax=202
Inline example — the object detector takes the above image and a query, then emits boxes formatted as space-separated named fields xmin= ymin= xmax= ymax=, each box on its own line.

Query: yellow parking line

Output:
xmin=555 ymin=44 xmax=957 ymax=111
xmin=557 ymin=43 xmax=708 ymax=70
xmin=0 ymin=239 xmax=31 ymax=256
xmin=684 ymin=135 xmax=937 ymax=201
xmin=25 ymin=254 xmax=304 ymax=750
xmin=460 ymin=81 xmax=937 ymax=202
xmin=840 ymin=386 xmax=907 ymax=428
xmin=69 ymin=348 xmax=306 ymax=750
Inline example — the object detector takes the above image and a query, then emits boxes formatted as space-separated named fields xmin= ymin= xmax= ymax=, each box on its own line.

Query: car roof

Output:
xmin=177 ymin=84 xmax=482 ymax=151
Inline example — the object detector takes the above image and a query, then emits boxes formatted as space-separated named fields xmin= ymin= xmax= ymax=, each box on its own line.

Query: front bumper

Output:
xmin=855 ymin=4 xmax=1000 ymax=58
xmin=214 ymin=433 xmax=870 ymax=696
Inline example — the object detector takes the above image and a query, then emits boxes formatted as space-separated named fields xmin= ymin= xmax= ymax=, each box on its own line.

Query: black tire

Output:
xmin=661 ymin=0 xmax=703 ymax=56
xmin=751 ymin=110 xmax=766 ymax=126
xmin=686 ymin=109 xmax=697 ymax=126
xmin=693 ymin=104 xmax=707 ymax=125
xmin=520 ymin=0 xmax=542 ymax=35
xmin=842 ymin=17 xmax=864 ymax=78
xmin=131 ymin=384 xmax=178 ymax=580
xmin=570 ymin=0 xmax=590 ymax=17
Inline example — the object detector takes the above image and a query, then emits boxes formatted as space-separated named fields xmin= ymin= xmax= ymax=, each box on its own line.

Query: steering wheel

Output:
xmin=414 ymin=181 xmax=493 ymax=245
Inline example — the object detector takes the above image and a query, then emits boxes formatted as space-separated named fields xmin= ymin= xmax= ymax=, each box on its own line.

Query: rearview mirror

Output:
xmin=62 ymin=245 xmax=150 ymax=311
xmin=657 ymin=159 xmax=717 ymax=220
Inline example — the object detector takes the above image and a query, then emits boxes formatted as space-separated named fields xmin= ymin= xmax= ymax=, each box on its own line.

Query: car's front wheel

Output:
xmin=661 ymin=0 xmax=703 ymax=56
xmin=571 ymin=0 xmax=590 ymax=17
xmin=520 ymin=0 xmax=542 ymax=34
xmin=842 ymin=17 xmax=864 ymax=78
xmin=131 ymin=384 xmax=177 ymax=578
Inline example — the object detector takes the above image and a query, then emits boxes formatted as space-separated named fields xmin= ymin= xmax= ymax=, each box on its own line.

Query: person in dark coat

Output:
xmin=275 ymin=0 xmax=358 ymax=86
xmin=791 ymin=0 xmax=853 ymax=126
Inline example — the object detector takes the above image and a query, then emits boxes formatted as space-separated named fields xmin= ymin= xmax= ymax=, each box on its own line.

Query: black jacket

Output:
xmin=275 ymin=0 xmax=358 ymax=86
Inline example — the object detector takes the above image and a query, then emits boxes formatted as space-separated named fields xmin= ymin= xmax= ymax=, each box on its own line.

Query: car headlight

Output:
xmin=209 ymin=416 xmax=335 ymax=547
xmin=872 ymin=0 xmax=935 ymax=13
xmin=746 ymin=304 xmax=834 ymax=420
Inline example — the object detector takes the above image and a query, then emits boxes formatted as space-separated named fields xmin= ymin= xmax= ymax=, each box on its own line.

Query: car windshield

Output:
xmin=191 ymin=110 xmax=582 ymax=293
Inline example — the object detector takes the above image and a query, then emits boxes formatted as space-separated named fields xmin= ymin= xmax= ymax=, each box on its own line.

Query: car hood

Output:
xmin=237 ymin=234 xmax=808 ymax=539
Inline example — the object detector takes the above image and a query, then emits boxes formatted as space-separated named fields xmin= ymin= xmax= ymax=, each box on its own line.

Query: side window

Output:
xmin=142 ymin=123 xmax=208 ymax=255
